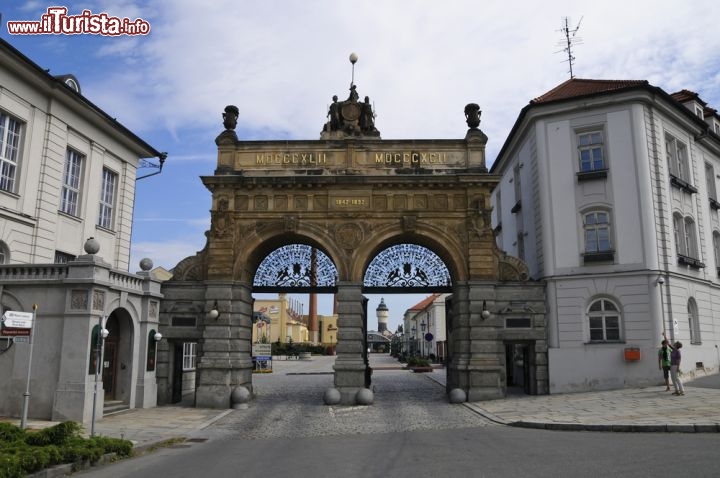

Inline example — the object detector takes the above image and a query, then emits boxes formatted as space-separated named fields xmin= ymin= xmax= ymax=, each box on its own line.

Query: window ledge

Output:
xmin=710 ymin=198 xmax=720 ymax=210
xmin=584 ymin=340 xmax=625 ymax=345
xmin=669 ymin=174 xmax=698 ymax=194
xmin=577 ymin=169 xmax=608 ymax=181
xmin=677 ymin=254 xmax=705 ymax=269
xmin=582 ymin=251 xmax=615 ymax=263
xmin=511 ymin=200 xmax=522 ymax=214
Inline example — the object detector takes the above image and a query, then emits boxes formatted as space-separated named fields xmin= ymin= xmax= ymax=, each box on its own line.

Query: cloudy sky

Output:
xmin=3 ymin=1 xmax=720 ymax=329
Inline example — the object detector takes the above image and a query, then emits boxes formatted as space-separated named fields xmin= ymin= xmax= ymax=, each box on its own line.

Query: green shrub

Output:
xmin=407 ymin=356 xmax=430 ymax=367
xmin=0 ymin=424 xmax=24 ymax=444
xmin=0 ymin=453 xmax=23 ymax=478
xmin=25 ymin=421 xmax=82 ymax=447
xmin=90 ymin=436 xmax=133 ymax=457
xmin=60 ymin=438 xmax=104 ymax=467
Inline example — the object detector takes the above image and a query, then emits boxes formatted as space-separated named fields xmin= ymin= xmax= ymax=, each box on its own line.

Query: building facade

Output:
xmin=403 ymin=293 xmax=449 ymax=362
xmin=0 ymin=39 xmax=165 ymax=422
xmin=492 ymin=78 xmax=720 ymax=393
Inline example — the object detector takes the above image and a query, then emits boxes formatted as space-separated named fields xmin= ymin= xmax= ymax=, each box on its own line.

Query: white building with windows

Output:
xmin=492 ymin=79 xmax=720 ymax=393
xmin=0 ymin=38 xmax=165 ymax=422
xmin=402 ymin=293 xmax=449 ymax=362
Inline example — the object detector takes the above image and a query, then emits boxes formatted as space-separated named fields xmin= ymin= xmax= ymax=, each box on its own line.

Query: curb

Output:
xmin=507 ymin=421 xmax=720 ymax=433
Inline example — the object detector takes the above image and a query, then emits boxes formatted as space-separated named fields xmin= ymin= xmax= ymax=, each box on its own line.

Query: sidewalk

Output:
xmin=5 ymin=355 xmax=719 ymax=454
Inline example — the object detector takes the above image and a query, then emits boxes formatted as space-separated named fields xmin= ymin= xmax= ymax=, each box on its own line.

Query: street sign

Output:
xmin=13 ymin=336 xmax=29 ymax=344
xmin=252 ymin=343 xmax=272 ymax=358
xmin=425 ymin=332 xmax=434 ymax=342
xmin=2 ymin=311 xmax=33 ymax=329
xmin=1 ymin=328 xmax=30 ymax=336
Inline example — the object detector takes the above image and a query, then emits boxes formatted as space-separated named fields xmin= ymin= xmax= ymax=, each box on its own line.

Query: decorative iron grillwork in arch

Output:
xmin=253 ymin=244 xmax=338 ymax=292
xmin=363 ymin=243 xmax=452 ymax=293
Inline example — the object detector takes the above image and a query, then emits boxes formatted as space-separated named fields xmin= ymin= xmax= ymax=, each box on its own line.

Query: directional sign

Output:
xmin=2 ymin=311 xmax=33 ymax=329
xmin=13 ymin=336 xmax=29 ymax=344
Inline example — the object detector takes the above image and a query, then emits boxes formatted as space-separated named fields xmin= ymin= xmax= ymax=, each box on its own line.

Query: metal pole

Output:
xmin=20 ymin=304 xmax=38 ymax=429
xmin=90 ymin=315 xmax=105 ymax=437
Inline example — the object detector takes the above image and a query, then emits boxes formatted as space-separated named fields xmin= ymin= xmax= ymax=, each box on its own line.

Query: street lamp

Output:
xmin=420 ymin=321 xmax=426 ymax=357
xmin=91 ymin=316 xmax=109 ymax=437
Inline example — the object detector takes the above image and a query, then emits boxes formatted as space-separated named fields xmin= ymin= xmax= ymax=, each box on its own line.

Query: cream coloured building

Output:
xmin=0 ymin=38 xmax=165 ymax=422
xmin=492 ymin=79 xmax=720 ymax=393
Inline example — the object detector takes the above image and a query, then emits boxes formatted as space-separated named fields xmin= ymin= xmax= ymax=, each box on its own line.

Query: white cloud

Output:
xmin=79 ymin=0 xmax=720 ymax=160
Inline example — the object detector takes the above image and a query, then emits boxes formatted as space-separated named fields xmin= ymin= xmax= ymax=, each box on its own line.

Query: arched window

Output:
xmin=688 ymin=299 xmax=701 ymax=344
xmin=587 ymin=298 xmax=621 ymax=342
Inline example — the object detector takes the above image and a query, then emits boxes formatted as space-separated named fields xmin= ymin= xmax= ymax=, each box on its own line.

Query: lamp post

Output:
xmin=90 ymin=316 xmax=109 ymax=437
xmin=657 ymin=276 xmax=671 ymax=340
xmin=420 ymin=320 xmax=426 ymax=357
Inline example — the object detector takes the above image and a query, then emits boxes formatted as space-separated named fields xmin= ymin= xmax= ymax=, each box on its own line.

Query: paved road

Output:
xmin=76 ymin=357 xmax=720 ymax=478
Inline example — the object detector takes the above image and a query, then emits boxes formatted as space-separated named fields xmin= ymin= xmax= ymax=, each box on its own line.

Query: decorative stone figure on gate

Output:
xmin=464 ymin=103 xmax=481 ymax=129
xmin=321 ymin=85 xmax=381 ymax=139
xmin=216 ymin=104 xmax=239 ymax=145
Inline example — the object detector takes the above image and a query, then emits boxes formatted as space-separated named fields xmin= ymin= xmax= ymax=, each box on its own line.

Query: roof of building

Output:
xmin=530 ymin=78 xmax=649 ymax=104
xmin=0 ymin=38 xmax=163 ymax=159
xmin=407 ymin=294 xmax=440 ymax=312
xmin=493 ymin=78 xmax=720 ymax=173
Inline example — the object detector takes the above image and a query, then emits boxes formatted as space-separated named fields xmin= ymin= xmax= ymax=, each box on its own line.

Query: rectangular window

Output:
xmin=495 ymin=190 xmax=502 ymax=226
xmin=665 ymin=134 xmax=689 ymax=182
xmin=584 ymin=211 xmax=611 ymax=252
xmin=513 ymin=164 xmax=522 ymax=204
xmin=98 ymin=168 xmax=117 ymax=229
xmin=517 ymin=232 xmax=525 ymax=261
xmin=578 ymin=131 xmax=605 ymax=172
xmin=182 ymin=342 xmax=197 ymax=371
xmin=60 ymin=149 xmax=83 ymax=216
xmin=706 ymin=163 xmax=717 ymax=200
xmin=0 ymin=112 xmax=22 ymax=193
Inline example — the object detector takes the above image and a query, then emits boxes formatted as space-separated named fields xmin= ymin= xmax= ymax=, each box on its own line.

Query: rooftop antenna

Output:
xmin=349 ymin=52 xmax=358 ymax=87
xmin=555 ymin=16 xmax=583 ymax=79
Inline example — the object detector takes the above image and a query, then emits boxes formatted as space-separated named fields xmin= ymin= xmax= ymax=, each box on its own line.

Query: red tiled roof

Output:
xmin=670 ymin=89 xmax=707 ymax=106
xmin=531 ymin=78 xmax=649 ymax=104
xmin=407 ymin=294 xmax=439 ymax=312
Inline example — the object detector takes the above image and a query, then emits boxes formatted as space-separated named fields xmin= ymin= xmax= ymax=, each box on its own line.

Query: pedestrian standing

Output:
xmin=670 ymin=341 xmax=684 ymax=396
xmin=658 ymin=340 xmax=672 ymax=391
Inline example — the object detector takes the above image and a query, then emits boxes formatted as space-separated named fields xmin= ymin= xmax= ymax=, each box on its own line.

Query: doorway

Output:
xmin=102 ymin=338 xmax=118 ymax=399
xmin=505 ymin=342 xmax=535 ymax=395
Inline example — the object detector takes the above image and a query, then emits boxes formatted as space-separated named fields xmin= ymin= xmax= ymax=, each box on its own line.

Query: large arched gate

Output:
xmin=157 ymin=89 xmax=547 ymax=408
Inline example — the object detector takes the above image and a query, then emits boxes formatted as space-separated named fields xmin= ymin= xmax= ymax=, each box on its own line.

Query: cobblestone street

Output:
xmin=205 ymin=356 xmax=492 ymax=441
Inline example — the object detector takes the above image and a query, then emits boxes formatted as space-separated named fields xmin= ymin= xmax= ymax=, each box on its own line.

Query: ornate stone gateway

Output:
xmin=157 ymin=79 xmax=547 ymax=408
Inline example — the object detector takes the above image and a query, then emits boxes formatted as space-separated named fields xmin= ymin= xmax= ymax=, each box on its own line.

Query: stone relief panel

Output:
xmin=432 ymin=194 xmax=448 ymax=210
xmin=414 ymin=195 xmax=427 ymax=209
xmin=393 ymin=195 xmax=407 ymax=210
xmin=453 ymin=194 xmax=466 ymax=210
xmin=92 ymin=290 xmax=105 ymax=311
xmin=255 ymin=196 xmax=268 ymax=211
xmin=373 ymin=196 xmax=387 ymax=210
xmin=71 ymin=290 xmax=88 ymax=310
xmin=334 ymin=223 xmax=364 ymax=250
xmin=274 ymin=195 xmax=287 ymax=210
xmin=294 ymin=196 xmax=308 ymax=210
xmin=212 ymin=195 xmax=231 ymax=238
xmin=314 ymin=196 xmax=328 ymax=210
xmin=150 ymin=300 xmax=158 ymax=319
xmin=236 ymin=195 xmax=249 ymax=210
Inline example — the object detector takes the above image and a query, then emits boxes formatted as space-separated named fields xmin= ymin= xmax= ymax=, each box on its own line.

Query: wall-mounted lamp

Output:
xmin=154 ymin=332 xmax=163 ymax=341
xmin=421 ymin=321 xmax=426 ymax=332
xmin=481 ymin=300 xmax=491 ymax=320
xmin=657 ymin=276 xmax=665 ymax=285
xmin=206 ymin=300 xmax=220 ymax=320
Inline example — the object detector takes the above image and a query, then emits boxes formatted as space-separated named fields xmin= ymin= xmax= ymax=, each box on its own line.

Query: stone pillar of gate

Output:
xmin=333 ymin=282 xmax=369 ymax=405
xmin=447 ymin=282 xmax=505 ymax=401
xmin=195 ymin=282 xmax=254 ymax=409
